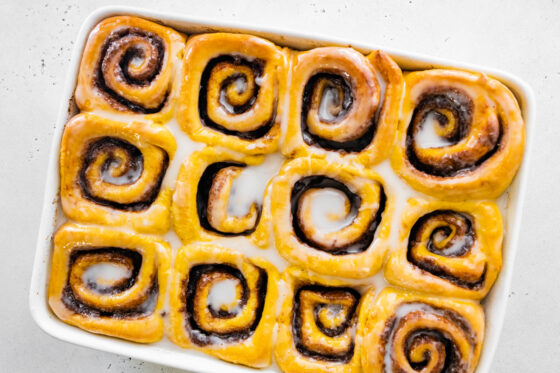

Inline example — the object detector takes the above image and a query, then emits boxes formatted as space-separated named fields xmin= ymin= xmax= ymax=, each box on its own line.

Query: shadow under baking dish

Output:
xmin=29 ymin=5 xmax=535 ymax=373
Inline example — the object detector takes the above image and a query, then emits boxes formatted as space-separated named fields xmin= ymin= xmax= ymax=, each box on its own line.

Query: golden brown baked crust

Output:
xmin=391 ymin=69 xmax=525 ymax=199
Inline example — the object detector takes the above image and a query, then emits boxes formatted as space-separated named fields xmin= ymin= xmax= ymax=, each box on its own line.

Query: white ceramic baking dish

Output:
xmin=29 ymin=6 xmax=535 ymax=373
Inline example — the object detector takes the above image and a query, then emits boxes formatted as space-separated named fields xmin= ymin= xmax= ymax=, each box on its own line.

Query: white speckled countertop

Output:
xmin=1 ymin=0 xmax=558 ymax=371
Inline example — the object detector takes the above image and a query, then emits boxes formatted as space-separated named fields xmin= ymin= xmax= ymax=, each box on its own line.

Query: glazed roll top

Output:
xmin=178 ymin=33 xmax=287 ymax=154
xmin=385 ymin=199 xmax=503 ymax=299
xmin=172 ymin=147 xmax=273 ymax=248
xmin=169 ymin=244 xmax=279 ymax=368
xmin=275 ymin=268 xmax=364 ymax=373
xmin=76 ymin=16 xmax=185 ymax=119
xmin=361 ymin=288 xmax=485 ymax=373
xmin=392 ymin=69 xmax=525 ymax=199
xmin=59 ymin=113 xmax=176 ymax=233
xmin=48 ymin=224 xmax=171 ymax=343
xmin=272 ymin=157 xmax=392 ymax=278
xmin=284 ymin=48 xmax=403 ymax=165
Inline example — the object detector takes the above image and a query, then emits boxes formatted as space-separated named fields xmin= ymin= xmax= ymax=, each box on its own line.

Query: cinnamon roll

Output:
xmin=275 ymin=267 xmax=365 ymax=373
xmin=391 ymin=69 xmax=525 ymax=199
xmin=48 ymin=224 xmax=171 ymax=343
xmin=385 ymin=198 xmax=502 ymax=299
xmin=172 ymin=147 xmax=274 ymax=247
xmin=169 ymin=244 xmax=279 ymax=368
xmin=177 ymin=33 xmax=287 ymax=154
xmin=271 ymin=157 xmax=392 ymax=278
xmin=60 ymin=113 xmax=176 ymax=233
xmin=75 ymin=16 xmax=185 ymax=122
xmin=360 ymin=287 xmax=484 ymax=373
xmin=282 ymin=48 xmax=403 ymax=165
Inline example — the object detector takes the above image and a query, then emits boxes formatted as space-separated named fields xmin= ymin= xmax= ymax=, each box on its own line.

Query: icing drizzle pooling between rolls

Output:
xmin=290 ymin=175 xmax=386 ymax=255
xmin=183 ymin=264 xmax=268 ymax=346
xmin=406 ymin=87 xmax=502 ymax=177
xmin=198 ymin=55 xmax=276 ymax=139
xmin=407 ymin=210 xmax=486 ymax=290
xmin=79 ymin=137 xmax=169 ymax=212
xmin=381 ymin=302 xmax=477 ymax=373
xmin=293 ymin=285 xmax=360 ymax=363
xmin=94 ymin=27 xmax=168 ymax=113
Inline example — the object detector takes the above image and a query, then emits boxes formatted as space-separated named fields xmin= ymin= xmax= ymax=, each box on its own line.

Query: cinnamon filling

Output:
xmin=198 ymin=55 xmax=276 ymax=139
xmin=407 ymin=210 xmax=485 ymax=290
xmin=290 ymin=175 xmax=385 ymax=255
xmin=381 ymin=303 xmax=476 ymax=373
xmin=293 ymin=285 xmax=360 ymax=363
xmin=196 ymin=162 xmax=262 ymax=236
xmin=183 ymin=264 xmax=267 ymax=346
xmin=94 ymin=27 xmax=168 ymax=113
xmin=301 ymin=73 xmax=376 ymax=152
xmin=79 ymin=137 xmax=169 ymax=212
xmin=62 ymin=247 xmax=158 ymax=318
xmin=406 ymin=87 xmax=502 ymax=177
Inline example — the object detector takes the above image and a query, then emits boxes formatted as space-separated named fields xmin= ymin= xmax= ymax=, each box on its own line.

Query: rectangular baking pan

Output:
xmin=29 ymin=6 xmax=535 ymax=373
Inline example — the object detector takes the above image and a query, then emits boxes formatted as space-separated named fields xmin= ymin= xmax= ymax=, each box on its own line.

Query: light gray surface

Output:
xmin=0 ymin=0 xmax=558 ymax=371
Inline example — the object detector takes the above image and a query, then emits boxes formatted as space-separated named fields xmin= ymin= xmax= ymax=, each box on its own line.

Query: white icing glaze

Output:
xmin=101 ymin=158 xmax=142 ymax=185
xmin=82 ymin=262 xmax=132 ymax=291
xmin=414 ymin=111 xmax=454 ymax=148
xmin=207 ymin=278 xmax=241 ymax=313
xmin=318 ymin=85 xmax=342 ymax=122
xmin=301 ymin=187 xmax=355 ymax=233
xmin=162 ymin=117 xmax=205 ymax=189
xmin=436 ymin=233 xmax=471 ymax=256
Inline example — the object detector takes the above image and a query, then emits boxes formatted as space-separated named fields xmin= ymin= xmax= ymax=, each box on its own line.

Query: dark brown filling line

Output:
xmin=183 ymin=264 xmax=268 ymax=346
xmin=79 ymin=137 xmax=169 ymax=212
xmin=293 ymin=285 xmax=360 ymax=363
xmin=62 ymin=247 xmax=158 ymax=319
xmin=196 ymin=161 xmax=262 ymax=236
xmin=407 ymin=210 xmax=485 ymax=290
xmin=381 ymin=303 xmax=475 ymax=373
xmin=290 ymin=175 xmax=386 ymax=255
xmin=301 ymin=72 xmax=377 ymax=153
xmin=405 ymin=87 xmax=502 ymax=177
xmin=93 ymin=27 xmax=168 ymax=114
xmin=198 ymin=55 xmax=276 ymax=140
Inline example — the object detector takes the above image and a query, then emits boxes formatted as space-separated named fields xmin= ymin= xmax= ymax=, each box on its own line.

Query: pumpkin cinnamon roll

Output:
xmin=177 ymin=33 xmax=287 ymax=154
xmin=282 ymin=48 xmax=403 ymax=165
xmin=360 ymin=287 xmax=484 ymax=373
xmin=385 ymin=198 xmax=502 ymax=299
xmin=391 ymin=69 xmax=525 ymax=199
xmin=75 ymin=16 xmax=185 ymax=122
xmin=48 ymin=223 xmax=171 ymax=343
xmin=271 ymin=157 xmax=392 ymax=279
xmin=60 ymin=113 xmax=176 ymax=233
xmin=172 ymin=147 xmax=276 ymax=247
xmin=169 ymin=244 xmax=279 ymax=368
xmin=275 ymin=267 xmax=365 ymax=373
